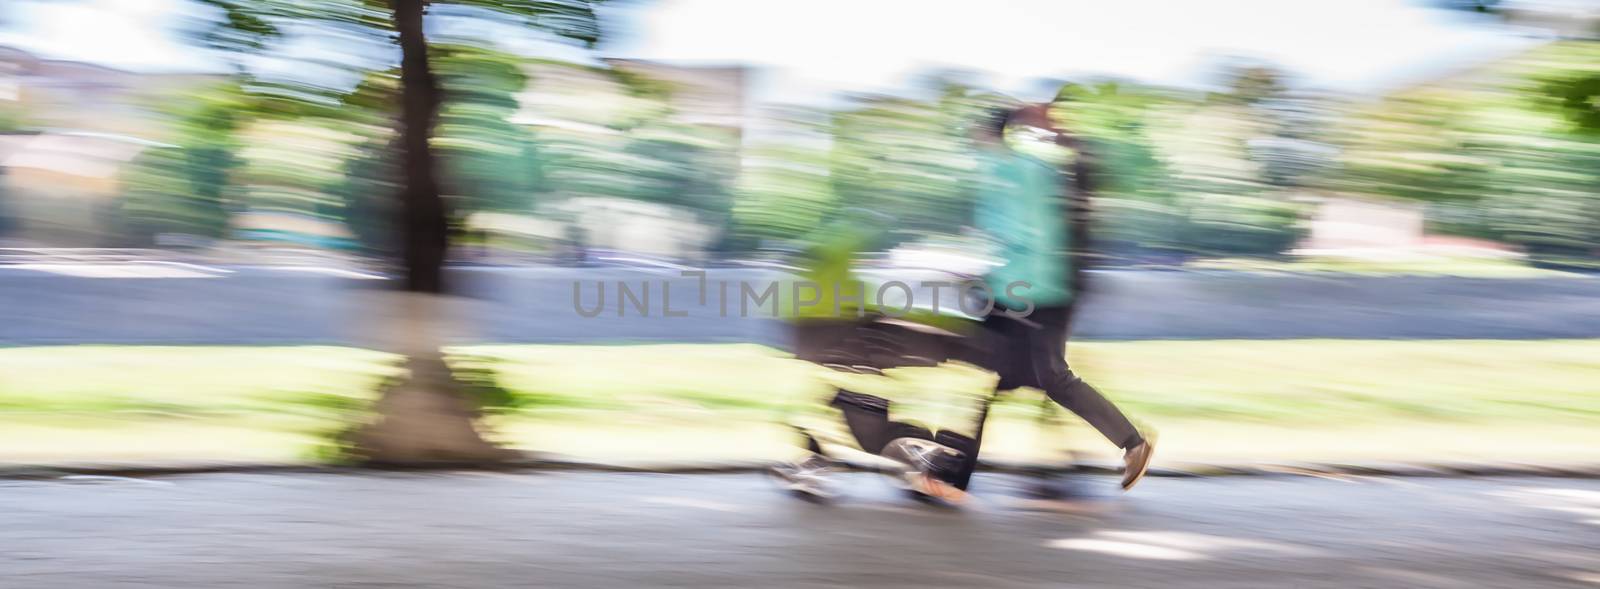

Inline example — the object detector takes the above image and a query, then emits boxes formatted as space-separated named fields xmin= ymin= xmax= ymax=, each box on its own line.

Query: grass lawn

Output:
xmin=2 ymin=340 xmax=1597 ymax=467
xmin=1183 ymin=256 xmax=1580 ymax=278
xmin=0 ymin=346 xmax=400 ymax=463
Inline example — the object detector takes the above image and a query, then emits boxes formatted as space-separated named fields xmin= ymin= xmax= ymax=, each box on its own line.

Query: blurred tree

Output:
xmin=1486 ymin=133 xmax=1600 ymax=266
xmin=732 ymin=144 xmax=837 ymax=246
xmin=433 ymin=45 xmax=544 ymax=216
xmin=1217 ymin=61 xmax=1287 ymax=106
xmin=194 ymin=0 xmax=601 ymax=286
xmin=729 ymin=106 xmax=837 ymax=249
xmin=829 ymin=93 xmax=975 ymax=238
xmin=332 ymin=135 xmax=399 ymax=253
xmin=232 ymin=119 xmax=359 ymax=248
xmin=324 ymin=71 xmax=401 ymax=254
xmin=1417 ymin=1 xmax=1600 ymax=266
xmin=1335 ymin=41 xmax=1600 ymax=267
xmin=194 ymin=0 xmax=604 ymax=463
xmin=1543 ymin=73 xmax=1600 ymax=135
xmin=619 ymin=124 xmax=732 ymax=217
xmin=1333 ymin=92 xmax=1498 ymax=205
xmin=0 ymin=156 xmax=12 ymax=239
xmin=1211 ymin=61 xmax=1338 ymax=192
xmin=118 ymin=147 xmax=231 ymax=245
xmin=1038 ymin=71 xmax=1320 ymax=260
xmin=1051 ymin=81 xmax=1166 ymax=194
xmin=0 ymin=102 xmax=28 ymax=237
xmin=506 ymin=61 xmax=740 ymax=255
xmin=1157 ymin=81 xmax=1308 ymax=257
xmin=1248 ymin=95 xmax=1339 ymax=190
xmin=117 ymin=82 xmax=247 ymax=245
xmin=1048 ymin=80 xmax=1181 ymax=259
xmin=1431 ymin=0 xmax=1503 ymax=12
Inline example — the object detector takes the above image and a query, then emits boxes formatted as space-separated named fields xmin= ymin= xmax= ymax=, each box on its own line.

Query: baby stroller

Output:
xmin=769 ymin=212 xmax=1071 ymax=503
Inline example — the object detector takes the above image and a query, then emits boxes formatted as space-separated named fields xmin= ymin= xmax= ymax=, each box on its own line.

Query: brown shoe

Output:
xmin=1121 ymin=440 xmax=1155 ymax=491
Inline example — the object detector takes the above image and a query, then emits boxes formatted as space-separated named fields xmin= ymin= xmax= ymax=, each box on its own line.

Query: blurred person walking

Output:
xmin=960 ymin=103 xmax=1154 ymax=492
xmin=770 ymin=103 xmax=1155 ymax=503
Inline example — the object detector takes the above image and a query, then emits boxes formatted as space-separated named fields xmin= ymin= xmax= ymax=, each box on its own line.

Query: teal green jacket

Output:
xmin=974 ymin=148 xmax=1071 ymax=309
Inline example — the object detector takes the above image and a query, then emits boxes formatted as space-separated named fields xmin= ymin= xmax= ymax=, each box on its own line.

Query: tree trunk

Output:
xmin=393 ymin=0 xmax=447 ymax=295
xmin=347 ymin=290 xmax=513 ymax=465
xmin=347 ymin=0 xmax=513 ymax=465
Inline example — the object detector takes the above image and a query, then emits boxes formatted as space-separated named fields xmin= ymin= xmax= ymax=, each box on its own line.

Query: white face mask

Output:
xmin=1006 ymin=125 xmax=1075 ymax=165
xmin=1013 ymin=126 xmax=1054 ymax=145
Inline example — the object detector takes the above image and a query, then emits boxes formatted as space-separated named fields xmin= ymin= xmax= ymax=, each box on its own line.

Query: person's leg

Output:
xmin=933 ymin=399 xmax=989 ymax=491
xmin=1026 ymin=306 xmax=1155 ymax=490
xmin=1027 ymin=307 xmax=1144 ymax=450
xmin=917 ymin=311 xmax=1039 ymax=491
xmin=1038 ymin=366 xmax=1144 ymax=449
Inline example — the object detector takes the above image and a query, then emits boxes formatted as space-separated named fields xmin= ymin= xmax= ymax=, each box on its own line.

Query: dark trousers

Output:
xmin=985 ymin=305 xmax=1143 ymax=450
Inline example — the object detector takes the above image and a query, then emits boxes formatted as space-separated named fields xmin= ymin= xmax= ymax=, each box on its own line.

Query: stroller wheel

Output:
xmin=881 ymin=438 xmax=969 ymax=505
xmin=767 ymin=456 xmax=838 ymax=502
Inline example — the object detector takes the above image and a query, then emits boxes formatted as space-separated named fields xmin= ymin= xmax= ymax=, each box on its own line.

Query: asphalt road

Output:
xmin=2 ymin=265 xmax=1599 ymax=345
xmin=4 ymin=472 xmax=1599 ymax=588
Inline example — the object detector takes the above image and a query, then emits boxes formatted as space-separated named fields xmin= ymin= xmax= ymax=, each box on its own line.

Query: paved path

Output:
xmin=4 ymin=472 xmax=1599 ymax=587
xmin=2 ymin=266 xmax=1598 ymax=344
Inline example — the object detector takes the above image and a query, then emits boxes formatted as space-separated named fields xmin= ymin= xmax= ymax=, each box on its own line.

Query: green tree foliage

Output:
xmin=501 ymin=60 xmax=739 ymax=244
xmin=1334 ymin=92 xmax=1497 ymax=204
xmin=1045 ymin=71 xmax=1310 ymax=259
xmin=594 ymin=66 xmax=736 ymax=222
xmin=117 ymin=83 xmax=248 ymax=244
xmin=727 ymin=105 xmax=837 ymax=248
xmin=829 ymin=95 xmax=975 ymax=237
xmin=1335 ymin=41 xmax=1600 ymax=265
xmin=733 ymin=144 xmax=836 ymax=245
xmin=1048 ymin=81 xmax=1184 ymax=256
xmin=1052 ymin=81 xmax=1168 ymax=196
xmin=331 ymin=135 xmax=398 ymax=253
xmin=0 ymin=103 xmax=30 ymax=237
xmin=433 ymin=46 xmax=543 ymax=215
xmin=1541 ymin=72 xmax=1600 ymax=136
xmin=118 ymin=79 xmax=371 ymax=248
xmin=232 ymin=120 xmax=358 ymax=247
xmin=740 ymin=71 xmax=1319 ymax=260
xmin=119 ymin=147 xmax=234 ymax=243
xmin=619 ymin=124 xmax=733 ymax=216
xmin=323 ymin=72 xmax=401 ymax=253
xmin=194 ymin=0 xmax=603 ymax=292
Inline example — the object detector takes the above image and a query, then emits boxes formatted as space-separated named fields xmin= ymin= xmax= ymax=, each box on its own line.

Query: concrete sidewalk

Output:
xmin=4 ymin=454 xmax=1600 ymax=481
xmin=5 ymin=471 xmax=1599 ymax=588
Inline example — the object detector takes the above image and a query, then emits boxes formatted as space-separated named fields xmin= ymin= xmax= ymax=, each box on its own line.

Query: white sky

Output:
xmin=0 ymin=0 xmax=1558 ymax=104
xmin=0 ymin=0 xmax=216 ymax=70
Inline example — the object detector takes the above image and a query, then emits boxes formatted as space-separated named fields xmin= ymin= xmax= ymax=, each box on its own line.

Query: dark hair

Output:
xmin=978 ymin=106 xmax=1018 ymax=139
